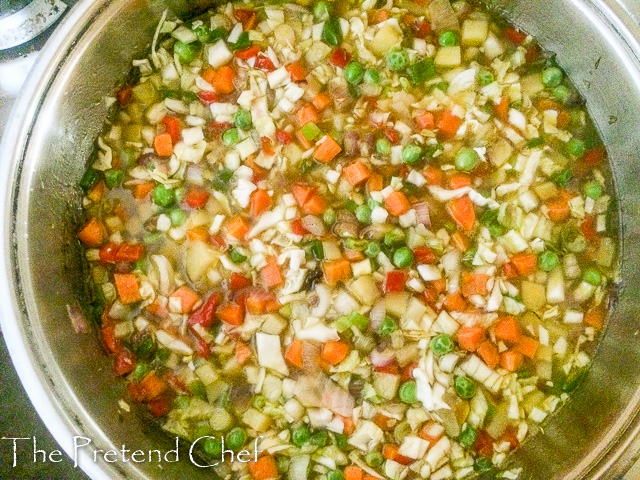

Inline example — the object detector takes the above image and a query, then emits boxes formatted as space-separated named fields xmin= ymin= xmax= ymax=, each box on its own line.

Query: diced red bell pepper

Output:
xmin=255 ymin=55 xmax=275 ymax=71
xmin=116 ymin=86 xmax=132 ymax=105
xmin=291 ymin=219 xmax=307 ymax=236
xmin=188 ymin=293 xmax=221 ymax=329
xmin=147 ymin=394 xmax=173 ymax=417
xmin=113 ymin=349 xmax=136 ymax=376
xmin=183 ymin=187 xmax=210 ymax=209
xmin=102 ymin=324 xmax=120 ymax=354
xmin=384 ymin=270 xmax=406 ymax=293
xmin=198 ymin=91 xmax=218 ymax=106
xmin=384 ymin=127 xmax=399 ymax=144
xmin=276 ymin=130 xmax=293 ymax=145
xmin=230 ymin=272 xmax=252 ymax=291
xmin=162 ymin=116 xmax=181 ymax=144
xmin=329 ymin=48 xmax=351 ymax=68
xmin=414 ymin=246 xmax=436 ymax=264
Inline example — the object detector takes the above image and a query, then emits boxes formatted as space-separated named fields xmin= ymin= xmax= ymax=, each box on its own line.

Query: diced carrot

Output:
xmin=260 ymin=256 xmax=283 ymax=288
xmin=557 ymin=109 xmax=571 ymax=129
xmin=494 ymin=315 xmax=522 ymax=343
xmin=500 ymin=349 xmax=524 ymax=372
xmin=321 ymin=341 xmax=350 ymax=365
xmin=312 ymin=92 xmax=331 ymax=111
xmin=87 ymin=180 xmax=105 ymax=202
xmin=102 ymin=324 xmax=120 ymax=354
xmin=457 ymin=325 xmax=487 ymax=352
xmin=373 ymin=412 xmax=394 ymax=431
xmin=582 ymin=215 xmax=598 ymax=241
xmin=414 ymin=246 xmax=436 ymax=264
xmin=461 ymin=272 xmax=489 ymax=297
xmin=134 ymin=181 xmax=155 ymax=199
xmin=246 ymin=288 xmax=279 ymax=314
xmin=78 ymin=217 xmax=107 ymax=247
xmin=473 ymin=430 xmax=495 ymax=457
xmin=212 ymin=65 xmax=236 ymax=95
xmin=495 ymin=96 xmax=509 ymax=121
xmin=418 ymin=421 xmax=445 ymax=446
xmin=285 ymin=340 xmax=304 ymax=368
xmin=423 ymin=165 xmax=444 ymax=186
xmin=582 ymin=146 xmax=606 ymax=167
xmin=449 ymin=172 xmax=472 ymax=189
xmin=385 ymin=190 xmax=411 ymax=216
xmin=443 ymin=292 xmax=466 ymax=312
xmin=234 ymin=8 xmax=257 ymax=30
xmin=343 ymin=161 xmax=370 ymax=186
xmin=169 ymin=285 xmax=201 ymax=313
xmin=384 ymin=127 xmax=399 ymax=144
xmin=344 ymin=466 xmax=364 ymax=480
xmin=501 ymin=425 xmax=520 ymax=450
xmin=154 ymin=132 xmax=173 ymax=157
xmin=296 ymin=104 xmax=320 ymax=126
xmin=366 ymin=173 xmax=384 ymax=194
xmin=431 ymin=278 xmax=447 ymax=294
xmin=249 ymin=455 xmax=278 ymax=480
xmin=323 ymin=258 xmax=351 ymax=285
xmin=515 ymin=336 xmax=539 ymax=359
xmin=114 ymin=273 xmax=141 ymax=304
xmin=477 ymin=340 xmax=500 ymax=369
xmin=585 ymin=305 xmax=605 ymax=329
xmin=546 ymin=190 xmax=572 ymax=222
xmin=364 ymin=475 xmax=380 ymax=480
xmin=226 ymin=215 xmax=250 ymax=239
xmin=510 ymin=253 xmax=538 ymax=276
xmin=139 ymin=371 xmax=168 ymax=401
xmin=291 ymin=218 xmax=306 ymax=236
xmin=368 ymin=8 xmax=390 ymax=24
xmin=235 ymin=342 xmax=252 ymax=365
xmin=382 ymin=444 xmax=413 ymax=465
xmin=216 ymin=302 xmax=245 ymax=326
xmin=162 ymin=115 xmax=181 ymax=143
xmin=451 ymin=231 xmax=470 ymax=252
xmin=201 ymin=67 xmax=217 ymax=86
xmin=116 ymin=85 xmax=132 ymax=106
xmin=437 ymin=109 xmax=463 ymax=139
xmin=291 ymin=182 xmax=315 ymax=207
xmin=187 ymin=226 xmax=209 ymax=243
xmin=447 ymin=196 xmax=476 ymax=232
xmin=502 ymin=262 xmax=518 ymax=279
xmin=313 ymin=135 xmax=342 ymax=163
xmin=340 ymin=416 xmax=355 ymax=435
xmin=302 ymin=194 xmax=327 ymax=215
xmin=249 ymin=189 xmax=271 ymax=217
xmin=183 ymin=186 xmax=210 ymax=209
xmin=286 ymin=61 xmax=307 ymax=82
xmin=503 ymin=25 xmax=527 ymax=44
xmin=235 ymin=45 xmax=261 ymax=59
xmin=416 ymin=110 xmax=435 ymax=130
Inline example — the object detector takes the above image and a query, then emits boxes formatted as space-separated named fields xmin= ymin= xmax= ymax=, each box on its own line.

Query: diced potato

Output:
xmin=242 ymin=408 xmax=272 ymax=432
xmin=521 ymin=73 xmax=545 ymax=97
xmin=322 ymin=240 xmax=342 ymax=261
xmin=373 ymin=372 xmax=401 ymax=400
xmin=195 ymin=362 xmax=219 ymax=386
xmin=434 ymin=46 xmax=461 ymax=68
xmin=283 ymin=143 xmax=304 ymax=164
xmin=261 ymin=314 xmax=287 ymax=335
xmin=461 ymin=19 xmax=489 ymax=46
xmin=487 ymin=137 xmax=513 ymax=167
xmin=371 ymin=25 xmax=402 ymax=57
xmin=206 ymin=379 xmax=228 ymax=403
xmin=122 ymin=124 xmax=142 ymax=142
xmin=349 ymin=275 xmax=380 ymax=305
xmin=209 ymin=408 xmax=233 ymax=431
xmin=186 ymin=241 xmax=219 ymax=282
xmin=522 ymin=281 xmax=546 ymax=311
xmin=132 ymin=80 xmax=158 ymax=104
xmin=384 ymin=292 xmax=410 ymax=318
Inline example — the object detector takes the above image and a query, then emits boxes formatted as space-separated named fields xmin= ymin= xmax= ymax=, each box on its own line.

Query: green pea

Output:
xmin=252 ymin=395 xmax=266 ymax=410
xmin=343 ymin=199 xmax=358 ymax=212
xmin=386 ymin=49 xmax=409 ymax=71
xmin=226 ymin=427 xmax=247 ymax=451
xmin=365 ymin=451 xmax=384 ymax=468
xmin=174 ymin=41 xmax=200 ymax=63
xmin=222 ymin=128 xmax=240 ymax=147
xmin=189 ymin=380 xmax=207 ymax=400
xmin=458 ymin=426 xmax=478 ymax=448
xmin=384 ymin=229 xmax=405 ymax=247
xmin=565 ymin=138 xmax=586 ymax=157
xmin=322 ymin=16 xmax=343 ymax=46
xmin=355 ymin=204 xmax=372 ymax=224
xmin=402 ymin=144 xmax=423 ymax=165
xmin=542 ymin=67 xmax=564 ymax=87
xmin=430 ymin=334 xmax=454 ymax=355
xmin=169 ymin=208 xmax=186 ymax=226
xmin=328 ymin=471 xmax=345 ymax=480
xmin=583 ymin=180 xmax=602 ymax=199
xmin=364 ymin=241 xmax=381 ymax=259
xmin=393 ymin=421 xmax=411 ymax=443
xmin=230 ymin=248 xmax=247 ymax=263
xmin=313 ymin=0 xmax=333 ymax=20
xmin=406 ymin=59 xmax=437 ymax=84
xmin=553 ymin=85 xmax=571 ymax=103
xmin=79 ymin=168 xmax=100 ymax=192
xmin=334 ymin=433 xmax=348 ymax=449
xmin=152 ymin=184 xmax=176 ymax=207
xmin=439 ymin=30 xmax=459 ymax=46
xmin=538 ymin=251 xmax=559 ymax=272
xmin=474 ymin=457 xmax=493 ymax=472
xmin=323 ymin=208 xmax=336 ymax=225
xmin=478 ymin=68 xmax=495 ymax=86
xmin=398 ymin=380 xmax=419 ymax=404
xmin=194 ymin=425 xmax=214 ymax=439
xmin=454 ymin=375 xmax=476 ymax=399
xmin=203 ymin=437 xmax=223 ymax=457
xmin=104 ymin=169 xmax=124 ymax=189
xmin=376 ymin=138 xmax=392 ymax=156
xmin=551 ymin=168 xmax=572 ymax=187
xmin=292 ymin=426 xmax=310 ymax=446
xmin=488 ymin=223 xmax=505 ymax=238
xmin=174 ymin=395 xmax=190 ymax=409
xmin=192 ymin=24 xmax=212 ymax=43
xmin=583 ymin=266 xmax=602 ymax=286
xmin=345 ymin=61 xmax=365 ymax=85
xmin=392 ymin=247 xmax=414 ymax=268
xmin=310 ymin=430 xmax=328 ymax=447
xmin=364 ymin=69 xmax=381 ymax=85
xmin=234 ymin=109 xmax=252 ymax=130
xmin=133 ymin=362 xmax=149 ymax=381
xmin=367 ymin=197 xmax=381 ymax=210
xmin=378 ymin=315 xmax=397 ymax=335
xmin=455 ymin=148 xmax=480 ymax=171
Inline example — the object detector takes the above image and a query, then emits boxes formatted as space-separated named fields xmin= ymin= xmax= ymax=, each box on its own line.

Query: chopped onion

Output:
xmin=370 ymin=348 xmax=395 ymax=368
xmin=368 ymin=300 xmax=386 ymax=330
xmin=186 ymin=165 xmax=204 ymax=185
xmin=413 ymin=201 xmax=431 ymax=227
xmin=67 ymin=303 xmax=89 ymax=334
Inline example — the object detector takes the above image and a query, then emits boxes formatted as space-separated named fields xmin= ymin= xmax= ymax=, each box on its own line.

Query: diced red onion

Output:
xmin=67 ymin=303 xmax=89 ymax=334
xmin=301 ymin=215 xmax=327 ymax=236
xmin=343 ymin=131 xmax=359 ymax=157
xmin=370 ymin=348 xmax=395 ymax=368
xmin=368 ymin=300 xmax=386 ymax=330
xmin=414 ymin=201 xmax=431 ymax=227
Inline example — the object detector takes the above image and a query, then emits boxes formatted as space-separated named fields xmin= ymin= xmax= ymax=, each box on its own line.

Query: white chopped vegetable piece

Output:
xmin=156 ymin=330 xmax=194 ymax=356
xmin=547 ymin=267 xmax=565 ymax=304
xmin=501 ymin=230 xmax=528 ymax=253
xmin=231 ymin=178 xmax=257 ymax=208
xmin=425 ymin=436 xmax=451 ymax=470
xmin=399 ymin=436 xmax=430 ymax=459
xmin=434 ymin=310 xmax=459 ymax=335
xmin=296 ymin=318 xmax=339 ymax=342
xmin=267 ymin=66 xmax=290 ymax=88
xmin=255 ymin=332 xmax=289 ymax=376
xmin=407 ymin=170 xmax=427 ymax=187
xmin=236 ymin=137 xmax=259 ymax=159
xmin=371 ymin=206 xmax=389 ymax=224
xmin=348 ymin=421 xmax=384 ymax=451
xmin=207 ymin=40 xmax=233 ymax=68
xmin=564 ymin=309 xmax=584 ymax=324
xmin=418 ymin=264 xmax=442 ymax=281
xmin=447 ymin=67 xmax=477 ymax=95
xmin=181 ymin=126 xmax=204 ymax=146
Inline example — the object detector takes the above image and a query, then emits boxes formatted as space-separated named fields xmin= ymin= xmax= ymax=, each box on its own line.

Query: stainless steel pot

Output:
xmin=2 ymin=0 xmax=640 ymax=478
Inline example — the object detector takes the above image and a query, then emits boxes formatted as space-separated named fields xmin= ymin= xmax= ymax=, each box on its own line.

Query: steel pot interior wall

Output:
xmin=4 ymin=0 xmax=640 ymax=479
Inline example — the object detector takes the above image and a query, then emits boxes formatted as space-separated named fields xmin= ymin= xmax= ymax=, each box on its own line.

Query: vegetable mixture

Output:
xmin=76 ymin=0 xmax=617 ymax=478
